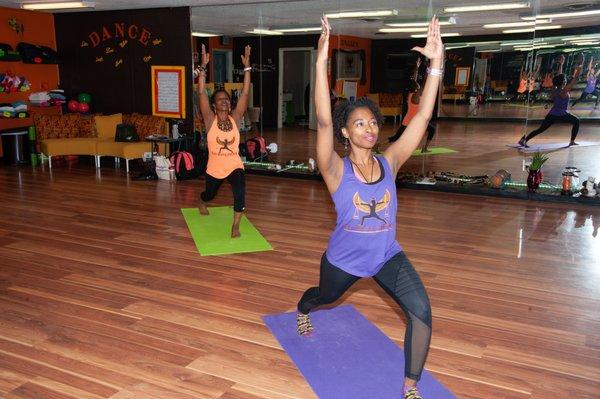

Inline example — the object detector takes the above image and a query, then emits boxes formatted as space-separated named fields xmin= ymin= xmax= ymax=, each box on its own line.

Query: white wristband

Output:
xmin=243 ymin=67 xmax=252 ymax=72
xmin=427 ymin=67 xmax=443 ymax=76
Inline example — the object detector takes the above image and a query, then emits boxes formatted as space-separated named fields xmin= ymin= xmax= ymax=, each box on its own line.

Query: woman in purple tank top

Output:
xmin=518 ymin=54 xmax=583 ymax=148
xmin=296 ymin=16 xmax=443 ymax=399
xmin=571 ymin=57 xmax=600 ymax=108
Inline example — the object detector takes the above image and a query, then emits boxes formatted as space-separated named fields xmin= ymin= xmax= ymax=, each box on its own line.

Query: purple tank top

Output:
xmin=585 ymin=75 xmax=597 ymax=94
xmin=549 ymin=88 xmax=569 ymax=116
xmin=326 ymin=156 xmax=402 ymax=277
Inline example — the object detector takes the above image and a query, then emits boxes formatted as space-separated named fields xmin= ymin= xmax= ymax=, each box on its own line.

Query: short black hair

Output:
xmin=553 ymin=73 xmax=566 ymax=87
xmin=332 ymin=97 xmax=384 ymax=144
xmin=210 ymin=89 xmax=230 ymax=106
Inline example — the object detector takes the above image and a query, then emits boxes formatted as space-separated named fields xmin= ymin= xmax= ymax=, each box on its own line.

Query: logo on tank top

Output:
xmin=344 ymin=189 xmax=393 ymax=233
xmin=214 ymin=136 xmax=237 ymax=156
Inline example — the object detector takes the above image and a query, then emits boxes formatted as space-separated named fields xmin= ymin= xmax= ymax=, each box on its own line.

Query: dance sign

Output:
xmin=151 ymin=65 xmax=186 ymax=118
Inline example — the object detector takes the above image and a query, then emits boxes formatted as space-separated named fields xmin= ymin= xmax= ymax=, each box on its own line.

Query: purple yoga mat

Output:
xmin=506 ymin=141 xmax=600 ymax=153
xmin=263 ymin=305 xmax=456 ymax=399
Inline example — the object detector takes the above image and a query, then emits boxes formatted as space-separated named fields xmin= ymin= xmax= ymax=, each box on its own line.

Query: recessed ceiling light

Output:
xmin=192 ymin=32 xmax=219 ymax=37
xmin=379 ymin=27 xmax=428 ymax=33
xmin=572 ymin=41 xmax=600 ymax=45
xmin=503 ymin=25 xmax=561 ymax=33
xmin=275 ymin=27 xmax=322 ymax=33
xmin=411 ymin=32 xmax=460 ymax=38
xmin=386 ymin=18 xmax=455 ymax=27
xmin=522 ymin=9 xmax=600 ymax=20
xmin=444 ymin=3 xmax=530 ymax=13
xmin=326 ymin=10 xmax=397 ymax=19
xmin=483 ymin=20 xmax=551 ymax=28
xmin=245 ymin=29 xmax=283 ymax=36
xmin=446 ymin=45 xmax=470 ymax=50
xmin=22 ymin=1 xmax=94 ymax=10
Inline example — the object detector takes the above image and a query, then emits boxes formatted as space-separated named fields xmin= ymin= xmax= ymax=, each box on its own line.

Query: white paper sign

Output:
xmin=156 ymin=71 xmax=180 ymax=113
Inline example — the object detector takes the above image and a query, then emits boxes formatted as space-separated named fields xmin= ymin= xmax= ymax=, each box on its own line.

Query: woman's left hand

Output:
xmin=411 ymin=16 xmax=443 ymax=60
xmin=241 ymin=45 xmax=251 ymax=68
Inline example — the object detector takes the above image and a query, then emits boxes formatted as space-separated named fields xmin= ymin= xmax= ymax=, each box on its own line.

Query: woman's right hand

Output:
xmin=317 ymin=15 xmax=331 ymax=62
xmin=201 ymin=43 xmax=210 ymax=67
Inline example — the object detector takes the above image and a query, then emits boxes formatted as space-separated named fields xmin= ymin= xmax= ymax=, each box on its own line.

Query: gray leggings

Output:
xmin=298 ymin=251 xmax=432 ymax=381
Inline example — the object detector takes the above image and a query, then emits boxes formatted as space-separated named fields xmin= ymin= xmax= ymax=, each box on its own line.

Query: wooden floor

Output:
xmin=0 ymin=161 xmax=599 ymax=399
xmin=440 ymin=100 xmax=600 ymax=119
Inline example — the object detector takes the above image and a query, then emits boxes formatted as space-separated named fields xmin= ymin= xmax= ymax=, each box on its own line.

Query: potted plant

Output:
xmin=527 ymin=152 xmax=548 ymax=192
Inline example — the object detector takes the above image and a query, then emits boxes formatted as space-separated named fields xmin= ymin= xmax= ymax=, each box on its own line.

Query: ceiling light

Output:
xmin=503 ymin=25 xmax=561 ymax=33
xmin=477 ymin=49 xmax=501 ymax=52
xmin=446 ymin=45 xmax=469 ymax=49
xmin=22 ymin=1 xmax=94 ymax=10
xmin=386 ymin=18 xmax=455 ymax=27
xmin=411 ymin=32 xmax=460 ymax=38
xmin=444 ymin=3 xmax=530 ymax=13
xmin=572 ymin=41 xmax=600 ymax=46
xmin=245 ymin=29 xmax=283 ymax=36
xmin=483 ymin=20 xmax=551 ymax=28
xmin=379 ymin=27 xmax=428 ymax=33
xmin=562 ymin=35 xmax=600 ymax=41
xmin=522 ymin=9 xmax=600 ymax=20
xmin=326 ymin=10 xmax=397 ymax=19
xmin=192 ymin=32 xmax=219 ymax=37
xmin=275 ymin=27 xmax=322 ymax=33
xmin=500 ymin=41 xmax=533 ymax=46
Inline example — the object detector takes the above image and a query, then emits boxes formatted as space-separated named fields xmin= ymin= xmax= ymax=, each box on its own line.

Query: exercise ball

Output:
xmin=77 ymin=102 xmax=90 ymax=113
xmin=77 ymin=93 xmax=92 ymax=104
xmin=67 ymin=100 xmax=79 ymax=113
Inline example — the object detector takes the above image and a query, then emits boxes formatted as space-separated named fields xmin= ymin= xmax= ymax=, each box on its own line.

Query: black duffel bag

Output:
xmin=114 ymin=124 xmax=140 ymax=142
xmin=17 ymin=42 xmax=59 ymax=64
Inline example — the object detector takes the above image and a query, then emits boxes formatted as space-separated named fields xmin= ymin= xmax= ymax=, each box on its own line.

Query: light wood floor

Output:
xmin=0 ymin=162 xmax=599 ymax=399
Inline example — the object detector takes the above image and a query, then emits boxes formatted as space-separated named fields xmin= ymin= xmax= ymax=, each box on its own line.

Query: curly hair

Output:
xmin=552 ymin=73 xmax=566 ymax=87
xmin=332 ymin=97 xmax=384 ymax=144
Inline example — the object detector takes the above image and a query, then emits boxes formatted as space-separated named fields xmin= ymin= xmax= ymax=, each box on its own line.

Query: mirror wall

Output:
xmin=189 ymin=0 xmax=599 ymax=191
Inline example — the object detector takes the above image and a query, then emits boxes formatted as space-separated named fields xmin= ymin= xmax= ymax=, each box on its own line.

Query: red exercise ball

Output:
xmin=77 ymin=102 xmax=90 ymax=113
xmin=67 ymin=100 xmax=79 ymax=113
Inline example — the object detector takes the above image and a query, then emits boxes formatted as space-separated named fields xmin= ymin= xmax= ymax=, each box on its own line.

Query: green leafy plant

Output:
xmin=529 ymin=152 xmax=549 ymax=171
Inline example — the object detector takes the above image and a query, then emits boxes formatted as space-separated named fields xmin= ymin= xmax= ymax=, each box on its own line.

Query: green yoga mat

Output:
xmin=411 ymin=147 xmax=457 ymax=156
xmin=181 ymin=207 xmax=272 ymax=256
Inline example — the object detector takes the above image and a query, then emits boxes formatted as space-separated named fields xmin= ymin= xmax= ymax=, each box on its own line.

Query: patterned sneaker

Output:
xmin=296 ymin=313 xmax=314 ymax=336
xmin=404 ymin=387 xmax=422 ymax=399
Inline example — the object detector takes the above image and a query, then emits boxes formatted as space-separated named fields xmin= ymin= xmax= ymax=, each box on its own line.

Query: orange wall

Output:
xmin=0 ymin=6 xmax=60 ymax=134
xmin=329 ymin=35 xmax=371 ymax=98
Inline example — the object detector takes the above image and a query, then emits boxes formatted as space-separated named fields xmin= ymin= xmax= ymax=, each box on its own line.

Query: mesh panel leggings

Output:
xmin=524 ymin=112 xmax=579 ymax=143
xmin=200 ymin=169 xmax=245 ymax=212
xmin=297 ymin=252 xmax=432 ymax=381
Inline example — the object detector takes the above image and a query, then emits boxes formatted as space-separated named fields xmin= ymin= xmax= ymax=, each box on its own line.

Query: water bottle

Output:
xmin=172 ymin=123 xmax=179 ymax=139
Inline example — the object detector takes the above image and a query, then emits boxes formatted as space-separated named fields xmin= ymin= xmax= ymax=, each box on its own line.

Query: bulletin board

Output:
xmin=151 ymin=65 xmax=186 ymax=118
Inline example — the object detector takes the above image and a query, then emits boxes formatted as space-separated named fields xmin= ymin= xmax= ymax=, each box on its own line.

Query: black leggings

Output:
xmin=298 ymin=251 xmax=432 ymax=381
xmin=572 ymin=90 xmax=600 ymax=107
xmin=524 ymin=113 xmax=579 ymax=143
xmin=200 ymin=168 xmax=245 ymax=212
xmin=389 ymin=122 xmax=436 ymax=143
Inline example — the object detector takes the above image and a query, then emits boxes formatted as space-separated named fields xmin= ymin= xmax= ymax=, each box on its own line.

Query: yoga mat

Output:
xmin=263 ymin=305 xmax=456 ymax=399
xmin=505 ymin=103 xmax=546 ymax=109
xmin=507 ymin=141 xmax=600 ymax=153
xmin=412 ymin=147 xmax=457 ymax=156
xmin=181 ymin=207 xmax=272 ymax=256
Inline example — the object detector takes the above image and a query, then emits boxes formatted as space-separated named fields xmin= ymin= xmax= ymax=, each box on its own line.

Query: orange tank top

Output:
xmin=527 ymin=78 xmax=535 ymax=92
xmin=542 ymin=73 xmax=553 ymax=88
xmin=517 ymin=78 xmax=527 ymax=93
xmin=402 ymin=93 xmax=419 ymax=126
xmin=206 ymin=115 xmax=244 ymax=179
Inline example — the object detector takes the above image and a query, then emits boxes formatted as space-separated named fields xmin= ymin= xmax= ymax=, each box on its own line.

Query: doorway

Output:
xmin=278 ymin=48 xmax=316 ymax=130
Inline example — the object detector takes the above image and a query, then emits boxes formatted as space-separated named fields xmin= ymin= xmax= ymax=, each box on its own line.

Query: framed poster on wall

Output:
xmin=455 ymin=67 xmax=470 ymax=86
xmin=151 ymin=65 xmax=186 ymax=118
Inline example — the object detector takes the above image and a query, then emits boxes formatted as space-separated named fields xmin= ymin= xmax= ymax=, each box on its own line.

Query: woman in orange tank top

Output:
xmin=196 ymin=44 xmax=252 ymax=238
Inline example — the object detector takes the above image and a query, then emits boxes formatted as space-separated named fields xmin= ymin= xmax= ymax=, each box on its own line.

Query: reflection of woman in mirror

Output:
xmin=509 ymin=63 xmax=528 ymax=102
xmin=518 ymin=54 xmax=583 ymax=148
xmin=296 ymin=15 xmax=443 ymax=399
xmin=571 ymin=56 xmax=600 ymax=109
xmin=387 ymin=57 xmax=420 ymax=143
xmin=196 ymin=44 xmax=252 ymax=238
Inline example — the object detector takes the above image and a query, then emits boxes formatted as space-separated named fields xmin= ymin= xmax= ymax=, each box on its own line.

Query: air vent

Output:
xmin=565 ymin=2 xmax=595 ymax=10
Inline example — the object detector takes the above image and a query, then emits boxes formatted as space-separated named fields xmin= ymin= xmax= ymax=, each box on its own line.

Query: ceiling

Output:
xmin=1 ymin=0 xmax=599 ymax=38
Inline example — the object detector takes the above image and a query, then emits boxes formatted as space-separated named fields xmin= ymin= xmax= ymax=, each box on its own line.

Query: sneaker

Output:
xmin=296 ymin=313 xmax=314 ymax=336
xmin=518 ymin=138 xmax=529 ymax=148
xmin=404 ymin=387 xmax=423 ymax=399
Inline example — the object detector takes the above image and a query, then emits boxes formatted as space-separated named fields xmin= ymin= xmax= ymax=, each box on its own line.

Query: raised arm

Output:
xmin=384 ymin=16 xmax=443 ymax=174
xmin=556 ymin=54 xmax=564 ymax=76
xmin=195 ymin=44 xmax=214 ymax=128
xmin=231 ymin=45 xmax=252 ymax=123
xmin=561 ymin=64 xmax=582 ymax=97
xmin=315 ymin=16 xmax=343 ymax=192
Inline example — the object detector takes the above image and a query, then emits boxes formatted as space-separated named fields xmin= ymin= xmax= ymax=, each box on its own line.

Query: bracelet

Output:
xmin=427 ymin=67 xmax=443 ymax=77
xmin=243 ymin=66 xmax=252 ymax=72
xmin=198 ymin=66 xmax=207 ymax=72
